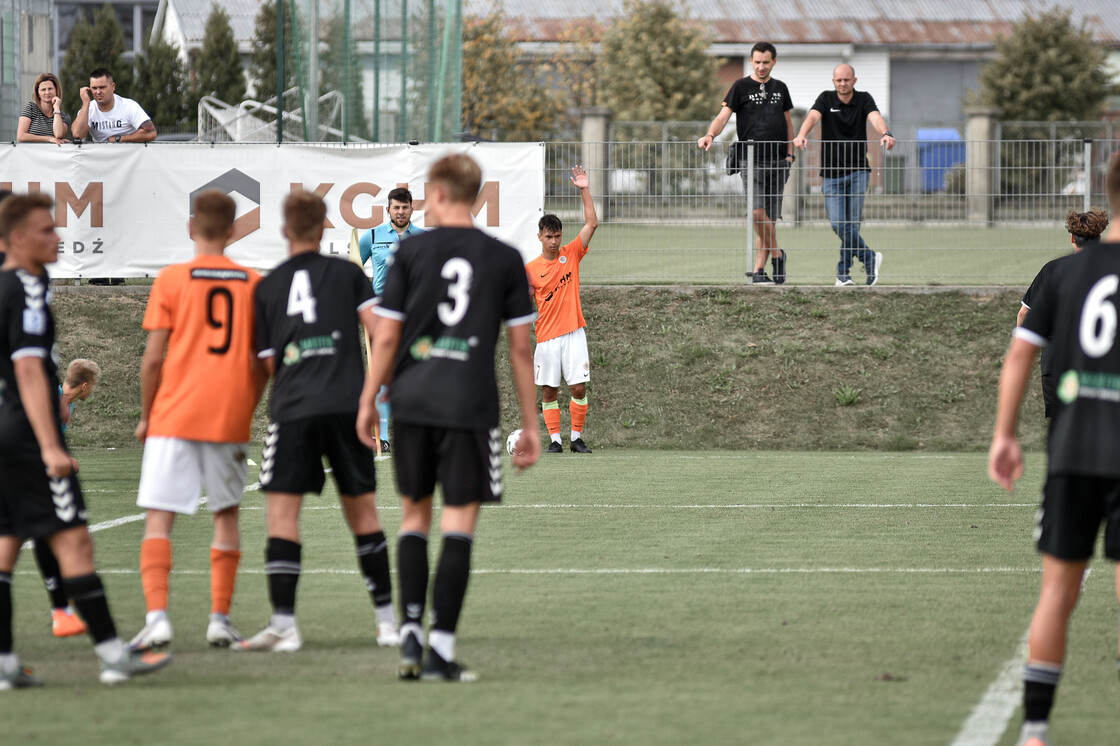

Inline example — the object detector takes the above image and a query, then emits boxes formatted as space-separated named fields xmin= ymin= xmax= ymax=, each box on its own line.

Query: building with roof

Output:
xmin=485 ymin=0 xmax=1120 ymax=127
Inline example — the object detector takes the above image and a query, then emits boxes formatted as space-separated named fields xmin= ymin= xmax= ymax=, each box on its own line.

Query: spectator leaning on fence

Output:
xmin=71 ymin=68 xmax=156 ymax=144
xmin=698 ymin=41 xmax=794 ymax=286
xmin=17 ymin=73 xmax=70 ymax=146
xmin=1016 ymin=209 xmax=1109 ymax=418
xmin=792 ymin=64 xmax=895 ymax=287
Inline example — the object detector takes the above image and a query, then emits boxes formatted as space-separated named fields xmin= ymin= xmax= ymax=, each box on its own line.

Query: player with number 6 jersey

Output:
xmin=989 ymin=153 xmax=1120 ymax=746
xmin=237 ymin=191 xmax=399 ymax=653
xmin=129 ymin=190 xmax=267 ymax=655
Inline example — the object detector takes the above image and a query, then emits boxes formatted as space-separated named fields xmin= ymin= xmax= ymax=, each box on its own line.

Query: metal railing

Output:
xmin=545 ymin=137 xmax=1120 ymax=285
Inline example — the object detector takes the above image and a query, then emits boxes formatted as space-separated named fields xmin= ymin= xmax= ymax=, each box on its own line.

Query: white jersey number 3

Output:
xmin=1080 ymin=274 xmax=1120 ymax=358
xmin=438 ymin=258 xmax=473 ymax=327
xmin=287 ymin=269 xmax=318 ymax=323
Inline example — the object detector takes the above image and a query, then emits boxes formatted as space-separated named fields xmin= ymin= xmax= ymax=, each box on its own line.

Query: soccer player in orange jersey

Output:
xmin=127 ymin=190 xmax=267 ymax=653
xmin=526 ymin=165 xmax=598 ymax=454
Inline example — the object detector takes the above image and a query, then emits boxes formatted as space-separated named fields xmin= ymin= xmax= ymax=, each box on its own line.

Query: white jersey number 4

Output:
xmin=1080 ymin=274 xmax=1119 ymax=358
xmin=438 ymin=258 xmax=473 ymax=327
xmin=286 ymin=269 xmax=318 ymax=324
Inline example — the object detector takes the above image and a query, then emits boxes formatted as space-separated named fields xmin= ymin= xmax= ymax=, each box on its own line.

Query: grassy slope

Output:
xmin=54 ymin=287 xmax=1047 ymax=453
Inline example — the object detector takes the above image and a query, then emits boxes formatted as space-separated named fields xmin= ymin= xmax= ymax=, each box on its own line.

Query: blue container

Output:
xmin=916 ymin=128 xmax=966 ymax=192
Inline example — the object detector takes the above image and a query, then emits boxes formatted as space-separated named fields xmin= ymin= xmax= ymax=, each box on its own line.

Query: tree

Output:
xmin=321 ymin=8 xmax=369 ymax=139
xmin=59 ymin=3 xmax=131 ymax=116
xmin=133 ymin=35 xmax=193 ymax=129
xmin=461 ymin=7 xmax=555 ymax=141
xmin=248 ymin=0 xmax=299 ymax=101
xmin=976 ymin=7 xmax=1112 ymax=122
xmin=596 ymin=0 xmax=721 ymax=121
xmin=192 ymin=4 xmax=246 ymax=104
xmin=542 ymin=18 xmax=601 ymax=136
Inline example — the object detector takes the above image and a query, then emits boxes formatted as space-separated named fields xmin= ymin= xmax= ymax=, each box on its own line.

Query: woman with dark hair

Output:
xmin=17 ymin=73 xmax=70 ymax=145
xmin=1017 ymin=209 xmax=1110 ymax=417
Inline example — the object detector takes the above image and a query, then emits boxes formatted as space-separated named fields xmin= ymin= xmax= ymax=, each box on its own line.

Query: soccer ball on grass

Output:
xmin=506 ymin=429 xmax=523 ymax=456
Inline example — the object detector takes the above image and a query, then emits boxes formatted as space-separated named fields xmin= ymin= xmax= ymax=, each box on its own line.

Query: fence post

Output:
xmin=964 ymin=106 xmax=1001 ymax=225
xmin=787 ymin=108 xmax=806 ymax=224
xmin=746 ymin=140 xmax=754 ymax=268
xmin=580 ymin=107 xmax=613 ymax=221
xmin=1083 ymin=138 xmax=1092 ymax=212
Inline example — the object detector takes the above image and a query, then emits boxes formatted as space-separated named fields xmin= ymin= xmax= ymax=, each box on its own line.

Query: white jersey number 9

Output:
xmin=438 ymin=258 xmax=473 ymax=327
xmin=1080 ymin=274 xmax=1120 ymax=358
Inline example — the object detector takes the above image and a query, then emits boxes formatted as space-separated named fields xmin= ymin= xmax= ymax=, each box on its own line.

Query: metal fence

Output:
xmin=546 ymin=135 xmax=1120 ymax=286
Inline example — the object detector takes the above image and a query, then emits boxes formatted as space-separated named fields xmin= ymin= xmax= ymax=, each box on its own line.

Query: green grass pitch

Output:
xmin=6 ymin=449 xmax=1118 ymax=745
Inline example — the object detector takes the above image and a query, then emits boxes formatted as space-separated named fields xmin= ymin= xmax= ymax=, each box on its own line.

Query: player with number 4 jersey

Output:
xmin=237 ymin=191 xmax=399 ymax=653
xmin=129 ymin=190 xmax=267 ymax=654
xmin=990 ymin=154 xmax=1120 ymax=746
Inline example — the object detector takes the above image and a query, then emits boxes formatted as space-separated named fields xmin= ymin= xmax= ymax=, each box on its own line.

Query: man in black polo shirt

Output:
xmin=989 ymin=153 xmax=1120 ymax=746
xmin=358 ymin=153 xmax=540 ymax=681
xmin=698 ymin=42 xmax=795 ymax=285
xmin=793 ymin=64 xmax=895 ymax=286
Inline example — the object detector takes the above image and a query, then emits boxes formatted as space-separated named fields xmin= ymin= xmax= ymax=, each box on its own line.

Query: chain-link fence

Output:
xmin=546 ymin=132 xmax=1119 ymax=286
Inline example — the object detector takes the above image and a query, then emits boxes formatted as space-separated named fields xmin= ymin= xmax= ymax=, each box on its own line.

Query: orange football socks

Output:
xmin=210 ymin=548 xmax=241 ymax=616
xmin=139 ymin=537 xmax=172 ymax=613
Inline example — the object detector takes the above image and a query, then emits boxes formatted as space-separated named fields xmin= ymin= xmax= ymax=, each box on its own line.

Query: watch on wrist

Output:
xmin=115 ymin=135 xmax=122 ymax=142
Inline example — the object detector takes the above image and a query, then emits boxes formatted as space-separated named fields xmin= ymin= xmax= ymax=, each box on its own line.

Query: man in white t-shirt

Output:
xmin=71 ymin=68 xmax=157 ymax=143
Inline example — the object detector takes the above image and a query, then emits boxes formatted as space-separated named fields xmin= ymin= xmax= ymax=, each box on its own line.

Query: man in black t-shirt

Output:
xmin=698 ymin=42 xmax=794 ymax=285
xmin=358 ymin=153 xmax=540 ymax=682
xmin=236 ymin=191 xmax=399 ymax=653
xmin=793 ymin=64 xmax=895 ymax=286
xmin=1017 ymin=210 xmax=1109 ymax=417
xmin=989 ymin=154 xmax=1120 ymax=746
xmin=0 ymin=194 xmax=170 ymax=687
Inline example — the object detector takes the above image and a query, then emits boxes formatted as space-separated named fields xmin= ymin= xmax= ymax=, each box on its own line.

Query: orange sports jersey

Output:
xmin=143 ymin=254 xmax=261 ymax=443
xmin=525 ymin=237 xmax=589 ymax=344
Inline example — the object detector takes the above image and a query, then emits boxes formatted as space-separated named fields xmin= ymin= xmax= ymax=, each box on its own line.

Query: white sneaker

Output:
xmin=377 ymin=621 xmax=401 ymax=647
xmin=234 ymin=624 xmax=302 ymax=652
xmin=127 ymin=618 xmax=172 ymax=652
xmin=205 ymin=619 xmax=242 ymax=647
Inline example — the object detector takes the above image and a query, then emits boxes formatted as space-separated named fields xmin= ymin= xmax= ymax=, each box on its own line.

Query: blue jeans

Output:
xmin=822 ymin=170 xmax=872 ymax=276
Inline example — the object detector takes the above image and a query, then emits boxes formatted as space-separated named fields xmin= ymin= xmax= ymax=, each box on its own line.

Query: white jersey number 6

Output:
xmin=1080 ymin=274 xmax=1119 ymax=358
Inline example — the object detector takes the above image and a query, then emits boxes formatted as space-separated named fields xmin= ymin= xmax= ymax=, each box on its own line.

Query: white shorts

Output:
xmin=136 ymin=437 xmax=250 ymax=515
xmin=534 ymin=327 xmax=590 ymax=387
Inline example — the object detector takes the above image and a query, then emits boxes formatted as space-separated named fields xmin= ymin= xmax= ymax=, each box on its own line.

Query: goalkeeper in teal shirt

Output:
xmin=357 ymin=187 xmax=424 ymax=452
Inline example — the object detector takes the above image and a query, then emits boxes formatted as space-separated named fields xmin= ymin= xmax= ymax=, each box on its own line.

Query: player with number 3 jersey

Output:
xmin=989 ymin=154 xmax=1120 ymax=746
xmin=129 ymin=190 xmax=267 ymax=655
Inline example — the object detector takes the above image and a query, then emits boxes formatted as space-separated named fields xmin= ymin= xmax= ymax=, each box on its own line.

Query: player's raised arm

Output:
xmin=571 ymin=165 xmax=598 ymax=249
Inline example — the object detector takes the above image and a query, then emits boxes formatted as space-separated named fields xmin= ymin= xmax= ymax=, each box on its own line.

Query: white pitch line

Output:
xmin=949 ymin=570 xmax=1091 ymax=746
xmin=949 ymin=629 xmax=1030 ymax=746
xmin=16 ymin=566 xmax=1041 ymax=577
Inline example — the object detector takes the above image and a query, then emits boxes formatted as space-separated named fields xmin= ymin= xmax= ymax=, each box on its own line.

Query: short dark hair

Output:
xmin=751 ymin=42 xmax=777 ymax=59
xmin=191 ymin=190 xmax=237 ymax=240
xmin=428 ymin=154 xmax=481 ymax=205
xmin=284 ymin=191 xmax=328 ymax=242
xmin=0 ymin=194 xmax=53 ymax=240
xmin=387 ymin=187 xmax=413 ymax=205
xmin=538 ymin=214 xmax=563 ymax=234
xmin=89 ymin=68 xmax=113 ymax=82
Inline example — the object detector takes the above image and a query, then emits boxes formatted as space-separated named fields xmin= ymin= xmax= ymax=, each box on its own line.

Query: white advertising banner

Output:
xmin=0 ymin=142 xmax=545 ymax=278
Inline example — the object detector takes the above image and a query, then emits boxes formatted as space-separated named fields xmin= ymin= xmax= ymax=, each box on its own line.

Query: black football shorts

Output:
xmin=0 ymin=455 xmax=88 ymax=539
xmin=259 ymin=413 xmax=376 ymax=497
xmin=393 ymin=422 xmax=503 ymax=506
xmin=1036 ymin=474 xmax=1120 ymax=560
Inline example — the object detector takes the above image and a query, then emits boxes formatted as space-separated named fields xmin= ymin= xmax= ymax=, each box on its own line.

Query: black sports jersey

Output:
xmin=0 ymin=268 xmax=63 ymax=453
xmin=1022 ymin=253 xmax=1075 ymax=380
xmin=723 ymin=77 xmax=793 ymax=162
xmin=375 ymin=227 xmax=536 ymax=430
xmin=1017 ymin=242 xmax=1120 ymax=476
xmin=254 ymin=252 xmax=375 ymax=422
xmin=810 ymin=90 xmax=879 ymax=177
